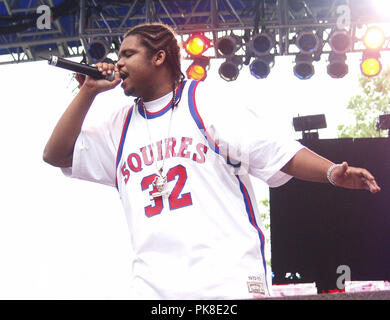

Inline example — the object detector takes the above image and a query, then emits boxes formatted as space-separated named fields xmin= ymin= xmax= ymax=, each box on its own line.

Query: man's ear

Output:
xmin=153 ymin=49 xmax=166 ymax=67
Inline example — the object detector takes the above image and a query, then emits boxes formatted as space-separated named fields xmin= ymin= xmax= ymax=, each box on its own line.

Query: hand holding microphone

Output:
xmin=42 ymin=55 xmax=122 ymax=94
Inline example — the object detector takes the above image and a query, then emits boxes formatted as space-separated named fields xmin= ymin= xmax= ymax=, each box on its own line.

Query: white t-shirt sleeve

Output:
xmin=61 ymin=105 xmax=131 ymax=187
xmin=194 ymin=80 xmax=305 ymax=188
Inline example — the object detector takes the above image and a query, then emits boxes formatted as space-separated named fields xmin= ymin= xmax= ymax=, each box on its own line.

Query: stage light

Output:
xmin=249 ymin=55 xmax=274 ymax=79
xmin=294 ymin=54 xmax=314 ymax=80
xmin=248 ymin=32 xmax=274 ymax=56
xmin=363 ymin=26 xmax=385 ymax=50
xmin=327 ymin=52 xmax=348 ymax=78
xmin=296 ymin=31 xmax=320 ymax=54
xmin=186 ymin=57 xmax=210 ymax=81
xmin=87 ymin=39 xmax=110 ymax=63
xmin=216 ymin=34 xmax=242 ymax=57
xmin=187 ymin=63 xmax=206 ymax=81
xmin=361 ymin=50 xmax=382 ymax=77
xmin=218 ymin=56 xmax=243 ymax=81
xmin=185 ymin=34 xmax=210 ymax=56
xmin=329 ymin=30 xmax=352 ymax=54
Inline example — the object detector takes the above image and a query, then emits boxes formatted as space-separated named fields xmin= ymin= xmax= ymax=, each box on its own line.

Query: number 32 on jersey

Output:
xmin=141 ymin=164 xmax=192 ymax=217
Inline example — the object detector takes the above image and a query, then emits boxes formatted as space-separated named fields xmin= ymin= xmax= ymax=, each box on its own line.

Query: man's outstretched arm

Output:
xmin=281 ymin=148 xmax=381 ymax=194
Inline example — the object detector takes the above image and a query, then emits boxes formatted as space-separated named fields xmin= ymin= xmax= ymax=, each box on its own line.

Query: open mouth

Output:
xmin=120 ymin=72 xmax=129 ymax=80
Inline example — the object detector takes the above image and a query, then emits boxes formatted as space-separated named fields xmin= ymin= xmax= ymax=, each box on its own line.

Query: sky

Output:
xmin=0 ymin=33 xmax=389 ymax=298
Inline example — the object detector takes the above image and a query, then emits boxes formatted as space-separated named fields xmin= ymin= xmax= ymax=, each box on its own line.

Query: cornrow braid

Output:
xmin=124 ymin=23 xmax=185 ymax=96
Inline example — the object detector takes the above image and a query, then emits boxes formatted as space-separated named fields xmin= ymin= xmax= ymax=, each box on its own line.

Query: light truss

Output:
xmin=0 ymin=0 xmax=389 ymax=65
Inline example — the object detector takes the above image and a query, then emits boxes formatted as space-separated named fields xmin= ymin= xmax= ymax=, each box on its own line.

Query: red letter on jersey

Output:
xmin=165 ymin=137 xmax=177 ymax=159
xmin=192 ymin=143 xmax=208 ymax=163
xmin=121 ymin=162 xmax=130 ymax=184
xmin=127 ymin=153 xmax=143 ymax=172
xmin=178 ymin=137 xmax=193 ymax=158
xmin=156 ymin=140 xmax=163 ymax=161
xmin=140 ymin=145 xmax=154 ymax=166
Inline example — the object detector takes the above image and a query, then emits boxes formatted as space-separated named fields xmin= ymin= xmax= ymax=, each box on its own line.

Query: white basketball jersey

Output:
xmin=64 ymin=79 xmax=304 ymax=299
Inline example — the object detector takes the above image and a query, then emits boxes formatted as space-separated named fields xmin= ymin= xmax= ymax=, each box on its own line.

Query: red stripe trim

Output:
xmin=190 ymin=81 xmax=219 ymax=150
xmin=236 ymin=175 xmax=268 ymax=292
xmin=115 ymin=106 xmax=133 ymax=189
xmin=115 ymin=106 xmax=133 ymax=163
xmin=241 ymin=184 xmax=266 ymax=248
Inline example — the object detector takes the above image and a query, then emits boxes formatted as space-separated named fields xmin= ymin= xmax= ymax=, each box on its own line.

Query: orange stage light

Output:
xmin=186 ymin=63 xmax=207 ymax=81
xmin=361 ymin=50 xmax=382 ymax=77
xmin=185 ymin=34 xmax=210 ymax=56
xmin=186 ymin=56 xmax=209 ymax=81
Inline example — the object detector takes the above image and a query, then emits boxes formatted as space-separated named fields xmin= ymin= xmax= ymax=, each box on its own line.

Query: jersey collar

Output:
xmin=138 ymin=81 xmax=186 ymax=119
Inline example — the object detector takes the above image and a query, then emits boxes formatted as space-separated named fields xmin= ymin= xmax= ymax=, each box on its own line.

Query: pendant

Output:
xmin=150 ymin=175 xmax=169 ymax=199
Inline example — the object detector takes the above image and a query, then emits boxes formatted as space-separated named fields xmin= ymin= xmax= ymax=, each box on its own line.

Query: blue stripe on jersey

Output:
xmin=138 ymin=81 xmax=186 ymax=119
xmin=236 ymin=176 xmax=268 ymax=280
xmin=187 ymin=79 xmax=268 ymax=289
xmin=115 ymin=106 xmax=134 ymax=190
xmin=187 ymin=80 xmax=220 ymax=154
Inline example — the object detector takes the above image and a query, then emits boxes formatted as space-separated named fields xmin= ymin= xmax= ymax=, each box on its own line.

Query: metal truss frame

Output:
xmin=0 ymin=0 xmax=389 ymax=65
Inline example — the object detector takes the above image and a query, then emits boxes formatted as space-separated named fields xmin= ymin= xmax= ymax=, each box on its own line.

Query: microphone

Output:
xmin=41 ymin=55 xmax=115 ymax=81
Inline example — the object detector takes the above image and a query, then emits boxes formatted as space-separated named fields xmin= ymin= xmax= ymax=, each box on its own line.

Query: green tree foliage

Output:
xmin=259 ymin=198 xmax=272 ymax=267
xmin=337 ymin=66 xmax=390 ymax=138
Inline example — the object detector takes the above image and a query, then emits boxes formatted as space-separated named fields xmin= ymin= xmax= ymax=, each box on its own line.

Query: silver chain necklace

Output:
xmin=141 ymin=94 xmax=175 ymax=200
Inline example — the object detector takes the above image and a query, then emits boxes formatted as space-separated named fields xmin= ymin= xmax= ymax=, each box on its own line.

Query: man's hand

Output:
xmin=82 ymin=61 xmax=121 ymax=95
xmin=331 ymin=162 xmax=381 ymax=194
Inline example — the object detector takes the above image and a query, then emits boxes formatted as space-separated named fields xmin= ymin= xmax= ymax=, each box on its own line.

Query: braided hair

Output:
xmin=124 ymin=23 xmax=185 ymax=108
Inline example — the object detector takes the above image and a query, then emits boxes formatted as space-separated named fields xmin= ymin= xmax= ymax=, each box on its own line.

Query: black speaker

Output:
xmin=270 ymin=138 xmax=390 ymax=293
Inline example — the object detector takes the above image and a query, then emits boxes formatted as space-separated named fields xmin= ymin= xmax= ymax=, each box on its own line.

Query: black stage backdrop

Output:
xmin=270 ymin=138 xmax=390 ymax=293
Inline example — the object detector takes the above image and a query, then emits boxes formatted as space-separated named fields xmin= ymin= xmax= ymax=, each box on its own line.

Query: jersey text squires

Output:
xmin=120 ymin=136 xmax=208 ymax=183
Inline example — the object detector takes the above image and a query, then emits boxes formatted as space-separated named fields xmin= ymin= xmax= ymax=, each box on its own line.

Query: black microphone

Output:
xmin=41 ymin=55 xmax=115 ymax=81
